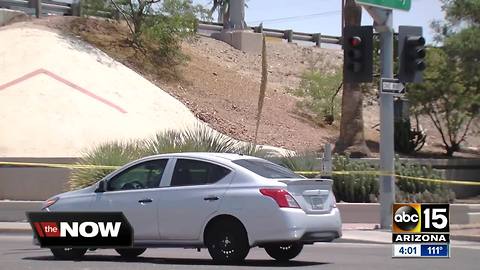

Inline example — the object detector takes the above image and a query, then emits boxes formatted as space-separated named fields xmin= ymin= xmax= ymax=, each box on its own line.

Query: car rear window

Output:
xmin=170 ymin=159 xmax=231 ymax=186
xmin=232 ymin=159 xmax=301 ymax=179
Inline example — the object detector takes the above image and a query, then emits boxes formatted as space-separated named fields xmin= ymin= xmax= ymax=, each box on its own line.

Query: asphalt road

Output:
xmin=0 ymin=234 xmax=479 ymax=270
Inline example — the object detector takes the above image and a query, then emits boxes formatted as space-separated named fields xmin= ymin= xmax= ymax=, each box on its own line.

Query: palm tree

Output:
xmin=210 ymin=0 xmax=230 ymax=28
xmin=334 ymin=0 xmax=371 ymax=157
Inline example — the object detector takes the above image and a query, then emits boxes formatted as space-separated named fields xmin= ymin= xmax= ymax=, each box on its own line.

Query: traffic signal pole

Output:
xmin=379 ymin=10 xmax=395 ymax=230
xmin=366 ymin=7 xmax=395 ymax=229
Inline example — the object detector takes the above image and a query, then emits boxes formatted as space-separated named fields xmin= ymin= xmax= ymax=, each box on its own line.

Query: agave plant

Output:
xmin=69 ymin=124 xmax=272 ymax=190
xmin=69 ymin=140 xmax=145 ymax=190
xmin=278 ymin=151 xmax=320 ymax=173
xmin=144 ymin=124 xmax=240 ymax=154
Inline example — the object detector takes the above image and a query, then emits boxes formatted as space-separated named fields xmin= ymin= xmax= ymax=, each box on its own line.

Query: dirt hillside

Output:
xmin=20 ymin=16 xmax=479 ymax=156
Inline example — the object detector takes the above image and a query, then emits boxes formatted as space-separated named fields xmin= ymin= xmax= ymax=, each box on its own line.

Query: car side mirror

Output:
xmin=95 ymin=180 xmax=106 ymax=193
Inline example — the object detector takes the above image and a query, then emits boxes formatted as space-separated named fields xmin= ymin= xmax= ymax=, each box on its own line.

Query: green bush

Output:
xmin=280 ymin=153 xmax=455 ymax=203
xmin=395 ymin=161 xmax=455 ymax=203
xmin=142 ymin=0 xmax=203 ymax=65
xmin=83 ymin=0 xmax=208 ymax=66
xmin=332 ymin=155 xmax=378 ymax=203
xmin=69 ymin=125 xmax=268 ymax=189
xmin=290 ymin=69 xmax=342 ymax=125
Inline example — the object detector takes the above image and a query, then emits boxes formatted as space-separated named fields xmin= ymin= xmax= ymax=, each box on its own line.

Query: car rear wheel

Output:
xmin=205 ymin=220 xmax=250 ymax=264
xmin=50 ymin=248 xmax=87 ymax=260
xmin=115 ymin=248 xmax=146 ymax=258
xmin=264 ymin=242 xmax=303 ymax=261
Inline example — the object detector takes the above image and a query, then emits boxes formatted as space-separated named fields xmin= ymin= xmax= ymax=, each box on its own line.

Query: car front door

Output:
xmin=157 ymin=158 xmax=233 ymax=240
xmin=91 ymin=158 xmax=170 ymax=240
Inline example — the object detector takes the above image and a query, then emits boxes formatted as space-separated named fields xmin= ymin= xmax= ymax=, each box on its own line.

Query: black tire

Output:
xmin=115 ymin=248 xmax=146 ymax=258
xmin=264 ymin=242 xmax=303 ymax=262
xmin=50 ymin=248 xmax=87 ymax=260
xmin=205 ymin=220 xmax=250 ymax=264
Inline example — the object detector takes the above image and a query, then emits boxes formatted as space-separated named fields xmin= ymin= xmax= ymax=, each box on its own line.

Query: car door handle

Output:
xmin=203 ymin=196 xmax=219 ymax=201
xmin=138 ymin=198 xmax=153 ymax=204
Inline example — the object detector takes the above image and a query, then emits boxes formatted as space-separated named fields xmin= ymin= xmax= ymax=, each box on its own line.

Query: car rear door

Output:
xmin=157 ymin=158 xmax=233 ymax=240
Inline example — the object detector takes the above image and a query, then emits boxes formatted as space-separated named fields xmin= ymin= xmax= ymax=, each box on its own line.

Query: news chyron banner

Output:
xmin=26 ymin=212 xmax=133 ymax=248
xmin=392 ymin=204 xmax=450 ymax=258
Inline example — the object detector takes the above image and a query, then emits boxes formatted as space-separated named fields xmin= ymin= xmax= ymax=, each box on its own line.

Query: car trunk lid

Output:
xmin=277 ymin=178 xmax=333 ymax=214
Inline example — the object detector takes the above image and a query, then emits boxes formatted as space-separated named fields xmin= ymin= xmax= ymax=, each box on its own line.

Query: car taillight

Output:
xmin=259 ymin=189 xmax=300 ymax=208
xmin=331 ymin=194 xmax=337 ymax=208
xmin=42 ymin=197 xmax=58 ymax=210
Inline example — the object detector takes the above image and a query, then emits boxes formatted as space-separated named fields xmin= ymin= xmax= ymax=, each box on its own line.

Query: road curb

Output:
xmin=334 ymin=238 xmax=389 ymax=244
xmin=451 ymin=234 xmax=480 ymax=242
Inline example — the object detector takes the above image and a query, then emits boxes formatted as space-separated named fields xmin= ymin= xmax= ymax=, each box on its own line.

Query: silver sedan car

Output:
xmin=41 ymin=152 xmax=342 ymax=263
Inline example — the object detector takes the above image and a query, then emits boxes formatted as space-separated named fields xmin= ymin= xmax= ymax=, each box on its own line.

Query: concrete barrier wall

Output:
xmin=0 ymin=201 xmax=42 ymax=222
xmin=0 ymin=158 xmax=75 ymax=201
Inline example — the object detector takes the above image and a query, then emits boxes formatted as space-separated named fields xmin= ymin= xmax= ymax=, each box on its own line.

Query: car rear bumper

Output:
xmin=250 ymin=207 xmax=342 ymax=246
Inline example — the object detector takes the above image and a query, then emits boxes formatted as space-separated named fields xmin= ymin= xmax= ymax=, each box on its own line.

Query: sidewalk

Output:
xmin=341 ymin=223 xmax=480 ymax=243
xmin=1 ymin=222 xmax=479 ymax=243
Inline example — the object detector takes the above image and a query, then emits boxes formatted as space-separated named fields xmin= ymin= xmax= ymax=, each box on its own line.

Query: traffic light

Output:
xmin=343 ymin=26 xmax=373 ymax=83
xmin=398 ymin=26 xmax=426 ymax=83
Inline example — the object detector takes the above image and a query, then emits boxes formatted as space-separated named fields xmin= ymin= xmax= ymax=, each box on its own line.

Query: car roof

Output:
xmin=146 ymin=152 xmax=262 ymax=162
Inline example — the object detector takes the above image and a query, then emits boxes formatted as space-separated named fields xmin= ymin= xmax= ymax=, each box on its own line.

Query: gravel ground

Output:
xmin=16 ymin=16 xmax=479 ymax=155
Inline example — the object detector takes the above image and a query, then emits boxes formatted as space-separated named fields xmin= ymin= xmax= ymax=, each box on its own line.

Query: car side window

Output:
xmin=170 ymin=159 xmax=231 ymax=187
xmin=107 ymin=159 xmax=168 ymax=191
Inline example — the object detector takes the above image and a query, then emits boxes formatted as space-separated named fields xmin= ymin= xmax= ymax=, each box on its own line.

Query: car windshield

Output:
xmin=232 ymin=159 xmax=302 ymax=179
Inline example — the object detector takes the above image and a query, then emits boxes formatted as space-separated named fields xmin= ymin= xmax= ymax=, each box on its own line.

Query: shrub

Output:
xmin=395 ymin=161 xmax=455 ymax=203
xmin=280 ymin=153 xmax=455 ymax=203
xmin=69 ymin=125 xmax=269 ymax=189
xmin=291 ymin=69 xmax=342 ymax=125
xmin=69 ymin=140 xmax=144 ymax=189
xmin=332 ymin=155 xmax=378 ymax=203
xmin=84 ymin=0 xmax=208 ymax=66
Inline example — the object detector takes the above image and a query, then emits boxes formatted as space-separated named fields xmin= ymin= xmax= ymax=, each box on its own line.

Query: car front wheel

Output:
xmin=264 ymin=242 xmax=303 ymax=261
xmin=115 ymin=248 xmax=146 ymax=258
xmin=205 ymin=220 xmax=250 ymax=264
xmin=50 ymin=248 xmax=87 ymax=260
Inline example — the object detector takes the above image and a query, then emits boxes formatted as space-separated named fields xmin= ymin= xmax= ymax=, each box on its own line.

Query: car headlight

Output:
xmin=42 ymin=197 xmax=59 ymax=210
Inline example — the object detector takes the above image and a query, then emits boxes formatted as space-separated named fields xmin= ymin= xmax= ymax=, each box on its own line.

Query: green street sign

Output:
xmin=355 ymin=0 xmax=411 ymax=11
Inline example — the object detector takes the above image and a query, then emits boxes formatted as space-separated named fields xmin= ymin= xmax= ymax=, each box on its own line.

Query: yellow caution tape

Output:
xmin=294 ymin=170 xmax=480 ymax=186
xmin=1 ymin=161 xmax=479 ymax=186
xmin=0 ymin=161 xmax=119 ymax=170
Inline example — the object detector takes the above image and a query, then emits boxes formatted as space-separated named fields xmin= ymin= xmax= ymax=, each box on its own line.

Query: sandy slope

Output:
xmin=0 ymin=25 xmax=202 ymax=157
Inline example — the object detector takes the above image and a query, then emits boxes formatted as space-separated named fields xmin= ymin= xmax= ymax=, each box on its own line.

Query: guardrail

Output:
xmin=0 ymin=0 xmax=80 ymax=17
xmin=197 ymin=21 xmax=341 ymax=46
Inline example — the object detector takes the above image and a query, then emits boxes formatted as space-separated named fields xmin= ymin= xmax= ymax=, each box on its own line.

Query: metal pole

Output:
xmin=35 ymin=0 xmax=42 ymax=18
xmin=322 ymin=143 xmax=332 ymax=178
xmin=378 ymin=10 xmax=395 ymax=229
xmin=229 ymin=0 xmax=246 ymax=30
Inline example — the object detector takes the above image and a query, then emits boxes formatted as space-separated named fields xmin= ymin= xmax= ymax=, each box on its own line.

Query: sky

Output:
xmin=193 ymin=0 xmax=445 ymax=44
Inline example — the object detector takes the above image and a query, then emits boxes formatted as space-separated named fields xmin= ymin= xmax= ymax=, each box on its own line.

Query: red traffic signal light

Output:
xmin=343 ymin=26 xmax=373 ymax=83
xmin=349 ymin=36 xmax=362 ymax=47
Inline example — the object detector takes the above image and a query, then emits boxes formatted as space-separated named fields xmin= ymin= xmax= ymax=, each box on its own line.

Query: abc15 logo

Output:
xmin=392 ymin=204 xmax=449 ymax=233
